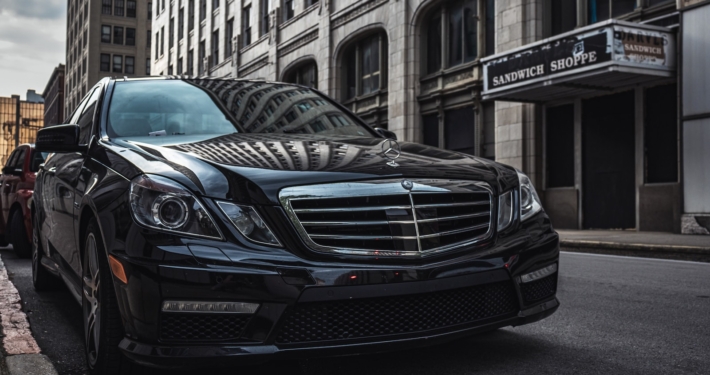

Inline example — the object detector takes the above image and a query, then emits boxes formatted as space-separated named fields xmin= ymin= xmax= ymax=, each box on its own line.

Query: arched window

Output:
xmin=424 ymin=0 xmax=478 ymax=75
xmin=284 ymin=61 xmax=318 ymax=89
xmin=342 ymin=31 xmax=388 ymax=100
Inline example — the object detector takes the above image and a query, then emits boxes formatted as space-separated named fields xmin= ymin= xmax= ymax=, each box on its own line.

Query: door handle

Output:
xmin=47 ymin=167 xmax=56 ymax=175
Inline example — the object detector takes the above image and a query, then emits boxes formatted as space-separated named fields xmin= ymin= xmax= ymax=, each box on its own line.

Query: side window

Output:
xmin=30 ymin=151 xmax=49 ymax=173
xmin=77 ymin=86 xmax=103 ymax=144
xmin=13 ymin=148 xmax=27 ymax=170
xmin=4 ymin=151 xmax=17 ymax=168
xmin=68 ymin=93 xmax=92 ymax=125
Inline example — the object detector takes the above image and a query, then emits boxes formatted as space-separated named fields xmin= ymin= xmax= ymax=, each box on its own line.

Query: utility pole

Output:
xmin=12 ymin=95 xmax=20 ymax=148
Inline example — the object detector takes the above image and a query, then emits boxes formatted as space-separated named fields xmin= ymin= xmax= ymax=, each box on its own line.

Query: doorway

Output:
xmin=582 ymin=91 xmax=636 ymax=229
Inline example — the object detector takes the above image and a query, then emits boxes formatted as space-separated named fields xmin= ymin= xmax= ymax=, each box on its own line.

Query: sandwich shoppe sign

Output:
xmin=483 ymin=22 xmax=674 ymax=92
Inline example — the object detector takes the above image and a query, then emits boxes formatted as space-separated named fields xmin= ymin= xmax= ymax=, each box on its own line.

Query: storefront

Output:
xmin=481 ymin=20 xmax=679 ymax=231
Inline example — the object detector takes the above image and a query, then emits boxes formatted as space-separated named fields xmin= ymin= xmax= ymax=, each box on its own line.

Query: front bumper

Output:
xmin=111 ymin=215 xmax=559 ymax=369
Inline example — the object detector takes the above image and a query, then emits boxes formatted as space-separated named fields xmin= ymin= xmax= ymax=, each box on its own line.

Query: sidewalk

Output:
xmin=558 ymin=229 xmax=710 ymax=262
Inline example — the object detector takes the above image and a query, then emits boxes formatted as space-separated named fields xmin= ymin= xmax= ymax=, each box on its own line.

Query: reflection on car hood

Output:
xmin=111 ymin=133 xmax=515 ymax=204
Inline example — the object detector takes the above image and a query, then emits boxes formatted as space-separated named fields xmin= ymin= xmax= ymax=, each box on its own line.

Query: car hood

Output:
xmin=101 ymin=134 xmax=518 ymax=205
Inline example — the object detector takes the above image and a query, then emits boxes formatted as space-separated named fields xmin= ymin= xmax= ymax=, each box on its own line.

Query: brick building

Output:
xmin=43 ymin=64 xmax=66 ymax=127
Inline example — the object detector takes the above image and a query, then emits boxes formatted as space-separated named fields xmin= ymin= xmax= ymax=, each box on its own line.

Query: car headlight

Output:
xmin=130 ymin=175 xmax=222 ymax=239
xmin=517 ymin=170 xmax=543 ymax=221
xmin=216 ymin=201 xmax=281 ymax=246
xmin=497 ymin=190 xmax=514 ymax=231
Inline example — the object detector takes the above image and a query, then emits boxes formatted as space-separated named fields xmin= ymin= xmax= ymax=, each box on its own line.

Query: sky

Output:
xmin=0 ymin=0 xmax=66 ymax=100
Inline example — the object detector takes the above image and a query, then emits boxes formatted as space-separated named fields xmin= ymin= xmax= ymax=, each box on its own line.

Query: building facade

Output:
xmin=151 ymin=0 xmax=708 ymax=234
xmin=0 ymin=95 xmax=44 ymax=165
xmin=43 ymin=64 xmax=66 ymax=127
xmin=65 ymin=0 xmax=152 ymax=116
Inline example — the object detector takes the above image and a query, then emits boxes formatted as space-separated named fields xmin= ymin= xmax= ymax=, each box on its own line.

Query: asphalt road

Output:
xmin=1 ymin=248 xmax=709 ymax=375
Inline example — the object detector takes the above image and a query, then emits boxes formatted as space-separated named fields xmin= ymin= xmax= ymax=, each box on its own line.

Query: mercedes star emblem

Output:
xmin=380 ymin=138 xmax=401 ymax=168
xmin=401 ymin=179 xmax=414 ymax=190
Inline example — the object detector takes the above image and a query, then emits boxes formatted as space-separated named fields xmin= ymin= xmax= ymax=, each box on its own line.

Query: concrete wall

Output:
xmin=639 ymin=184 xmax=681 ymax=233
xmin=544 ymin=188 xmax=578 ymax=230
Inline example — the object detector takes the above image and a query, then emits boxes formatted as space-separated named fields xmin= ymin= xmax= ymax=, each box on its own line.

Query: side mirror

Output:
xmin=36 ymin=124 xmax=86 ymax=153
xmin=374 ymin=127 xmax=397 ymax=140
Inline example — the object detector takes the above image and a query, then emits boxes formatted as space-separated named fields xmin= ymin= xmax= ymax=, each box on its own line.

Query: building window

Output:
xmin=226 ymin=18 xmax=234 ymax=57
xmin=213 ymin=0 xmax=220 ymax=9
xmin=147 ymin=30 xmax=152 ymax=48
xmin=485 ymin=0 xmax=494 ymax=56
xmin=284 ymin=61 xmax=318 ymax=88
xmin=114 ymin=26 xmax=124 ymax=45
xmin=344 ymin=32 xmax=386 ymax=100
xmin=188 ymin=49 xmax=194 ymax=75
xmin=169 ymin=17 xmax=175 ymax=47
xmin=283 ymin=0 xmax=294 ymax=22
xmin=102 ymin=0 xmax=112 ymax=15
xmin=126 ymin=28 xmax=136 ymax=46
xmin=83 ymin=30 xmax=87 ymax=47
xmin=148 ymin=2 xmax=152 ymax=18
xmin=179 ymin=8 xmax=185 ymax=39
xmin=125 ymin=56 xmax=135 ymax=74
xmin=550 ymin=0 xmax=577 ymax=36
xmin=546 ymin=104 xmax=575 ymax=188
xmin=588 ymin=0 xmax=636 ymax=23
xmin=115 ymin=0 xmax=125 ymax=16
xmin=212 ymin=29 xmax=220 ymax=66
xmin=113 ymin=55 xmax=123 ymax=72
xmin=424 ymin=0 xmax=478 ymax=75
xmin=200 ymin=0 xmax=207 ymax=21
xmin=162 ymin=0 xmax=166 ymax=11
xmin=155 ymin=31 xmax=160 ymax=59
xmin=146 ymin=58 xmax=151 ymax=75
xmin=305 ymin=0 xmax=318 ymax=8
xmin=82 ymin=57 xmax=87 ymax=75
xmin=160 ymin=26 xmax=165 ymax=55
xmin=169 ymin=65 xmax=173 ymax=75
xmin=189 ymin=0 xmax=195 ymax=30
xmin=242 ymin=6 xmax=252 ymax=46
xmin=198 ymin=41 xmax=205 ymax=74
xmin=178 ymin=57 xmax=184 ymax=74
xmin=101 ymin=25 xmax=111 ymax=43
xmin=260 ymin=0 xmax=269 ymax=36
xmin=127 ymin=0 xmax=137 ymax=17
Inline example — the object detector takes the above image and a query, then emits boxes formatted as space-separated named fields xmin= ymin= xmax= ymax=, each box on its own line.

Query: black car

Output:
xmin=33 ymin=77 xmax=559 ymax=374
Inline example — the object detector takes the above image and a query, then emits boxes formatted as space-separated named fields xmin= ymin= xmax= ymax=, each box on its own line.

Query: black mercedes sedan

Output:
xmin=33 ymin=77 xmax=559 ymax=374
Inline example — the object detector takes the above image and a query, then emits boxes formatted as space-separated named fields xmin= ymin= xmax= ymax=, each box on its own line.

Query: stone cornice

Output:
xmin=331 ymin=0 xmax=389 ymax=29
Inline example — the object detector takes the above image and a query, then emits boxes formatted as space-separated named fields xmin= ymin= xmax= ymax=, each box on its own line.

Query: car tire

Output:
xmin=10 ymin=210 xmax=31 ymax=258
xmin=31 ymin=214 xmax=55 ymax=291
xmin=83 ymin=219 xmax=143 ymax=375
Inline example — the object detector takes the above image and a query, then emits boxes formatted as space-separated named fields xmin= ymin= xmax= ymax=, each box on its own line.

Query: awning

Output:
xmin=481 ymin=20 xmax=676 ymax=102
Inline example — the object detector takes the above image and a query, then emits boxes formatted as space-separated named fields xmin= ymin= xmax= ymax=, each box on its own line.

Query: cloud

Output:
xmin=0 ymin=0 xmax=66 ymax=20
xmin=0 ymin=1 xmax=65 ymax=98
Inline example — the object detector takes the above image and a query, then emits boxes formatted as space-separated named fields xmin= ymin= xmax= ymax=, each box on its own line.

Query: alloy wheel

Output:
xmin=83 ymin=233 xmax=101 ymax=367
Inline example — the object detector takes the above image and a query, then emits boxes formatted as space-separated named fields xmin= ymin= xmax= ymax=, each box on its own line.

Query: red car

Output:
xmin=0 ymin=144 xmax=46 ymax=257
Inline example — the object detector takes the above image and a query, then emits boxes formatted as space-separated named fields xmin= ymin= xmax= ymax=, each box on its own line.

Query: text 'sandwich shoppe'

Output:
xmin=482 ymin=20 xmax=677 ymax=232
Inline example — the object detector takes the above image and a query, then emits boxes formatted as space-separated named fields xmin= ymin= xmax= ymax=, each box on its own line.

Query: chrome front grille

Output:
xmin=279 ymin=179 xmax=493 ymax=257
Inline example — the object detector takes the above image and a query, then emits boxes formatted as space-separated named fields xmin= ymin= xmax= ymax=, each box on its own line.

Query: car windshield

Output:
xmin=107 ymin=79 xmax=374 ymax=144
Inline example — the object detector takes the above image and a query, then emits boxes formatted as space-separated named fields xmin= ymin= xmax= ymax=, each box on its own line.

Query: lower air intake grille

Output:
xmin=275 ymin=281 xmax=518 ymax=344
xmin=160 ymin=314 xmax=251 ymax=342
xmin=520 ymin=274 xmax=557 ymax=304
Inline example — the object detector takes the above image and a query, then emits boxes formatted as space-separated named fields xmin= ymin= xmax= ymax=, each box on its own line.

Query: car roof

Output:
xmin=106 ymin=76 xmax=311 ymax=90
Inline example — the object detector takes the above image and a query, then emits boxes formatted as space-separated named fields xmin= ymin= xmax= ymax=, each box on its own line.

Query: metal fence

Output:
xmin=0 ymin=96 xmax=44 ymax=166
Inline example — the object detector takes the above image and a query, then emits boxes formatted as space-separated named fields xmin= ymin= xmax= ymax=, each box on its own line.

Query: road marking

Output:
xmin=561 ymin=251 xmax=710 ymax=266
xmin=0 ymin=255 xmax=41 ymax=355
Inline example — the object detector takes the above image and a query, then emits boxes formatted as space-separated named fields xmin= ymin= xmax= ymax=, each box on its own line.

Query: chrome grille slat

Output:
xmin=309 ymin=234 xmax=419 ymax=240
xmin=293 ymin=205 xmax=412 ymax=213
xmin=416 ymin=212 xmax=489 ymax=223
xmin=418 ymin=224 xmax=490 ymax=239
xmin=414 ymin=201 xmax=489 ymax=209
xmin=279 ymin=179 xmax=494 ymax=258
xmin=301 ymin=220 xmax=407 ymax=226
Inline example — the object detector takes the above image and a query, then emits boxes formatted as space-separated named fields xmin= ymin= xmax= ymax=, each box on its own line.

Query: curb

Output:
xmin=560 ymin=240 xmax=710 ymax=262
xmin=0 ymin=254 xmax=60 ymax=375
xmin=5 ymin=354 xmax=58 ymax=375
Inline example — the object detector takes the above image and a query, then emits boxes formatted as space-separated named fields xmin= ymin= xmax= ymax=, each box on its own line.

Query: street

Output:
xmin=0 ymin=248 xmax=708 ymax=375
